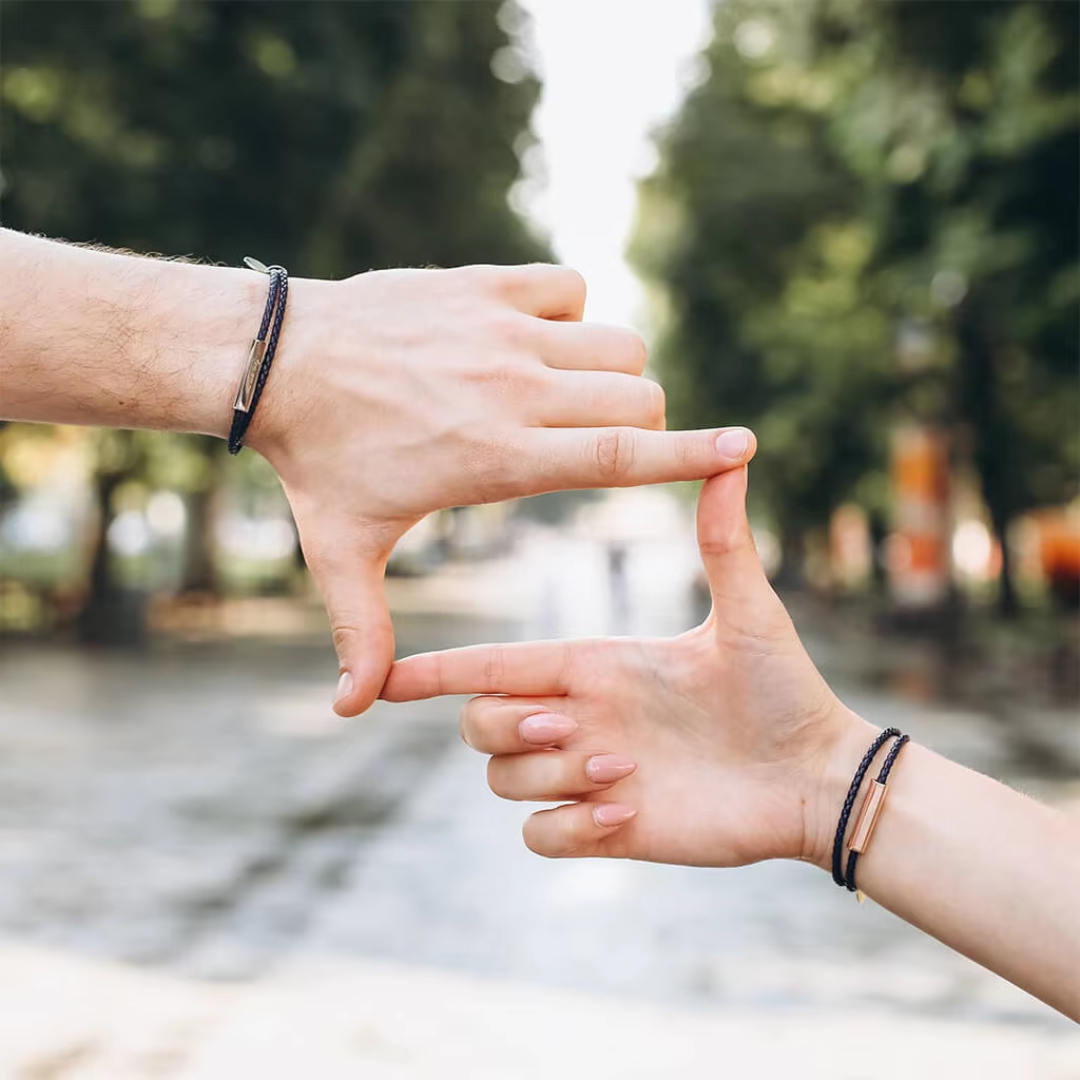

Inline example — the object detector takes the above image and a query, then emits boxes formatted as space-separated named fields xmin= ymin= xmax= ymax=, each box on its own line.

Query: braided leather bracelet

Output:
xmin=831 ymin=727 xmax=901 ymax=887
xmin=228 ymin=257 xmax=288 ymax=455
xmin=845 ymin=732 xmax=910 ymax=897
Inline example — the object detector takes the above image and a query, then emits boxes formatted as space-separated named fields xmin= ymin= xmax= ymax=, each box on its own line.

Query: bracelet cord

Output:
xmin=831 ymin=727 xmax=902 ymax=887
xmin=228 ymin=264 xmax=288 ymax=455
xmin=844 ymin=733 xmax=910 ymax=892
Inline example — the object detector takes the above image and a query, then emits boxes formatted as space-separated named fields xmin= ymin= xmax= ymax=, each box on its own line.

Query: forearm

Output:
xmin=0 ymin=228 xmax=261 ymax=438
xmin=819 ymin=716 xmax=1080 ymax=1019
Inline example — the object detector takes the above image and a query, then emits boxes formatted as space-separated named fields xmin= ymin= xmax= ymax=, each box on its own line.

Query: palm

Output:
xmin=521 ymin=605 xmax=835 ymax=866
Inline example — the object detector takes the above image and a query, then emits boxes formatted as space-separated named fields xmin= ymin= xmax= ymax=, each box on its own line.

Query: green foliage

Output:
xmin=0 ymin=0 xmax=546 ymax=623
xmin=1 ymin=0 xmax=545 ymax=271
xmin=634 ymin=0 xmax=1079 ymax=598
xmin=632 ymin=0 xmax=878 ymax=534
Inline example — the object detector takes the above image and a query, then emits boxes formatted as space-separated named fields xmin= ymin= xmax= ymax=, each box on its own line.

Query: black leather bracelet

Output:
xmin=228 ymin=257 xmax=288 ymax=455
xmin=845 ymin=732 xmax=910 ymax=894
xmin=831 ymin=727 xmax=901 ymax=887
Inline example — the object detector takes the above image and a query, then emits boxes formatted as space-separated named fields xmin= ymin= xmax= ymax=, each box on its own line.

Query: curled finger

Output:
xmin=461 ymin=696 xmax=577 ymax=755
xmin=522 ymin=801 xmax=637 ymax=859
xmin=487 ymin=750 xmax=636 ymax=802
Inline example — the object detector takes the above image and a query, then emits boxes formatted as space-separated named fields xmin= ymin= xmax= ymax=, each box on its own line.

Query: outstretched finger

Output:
xmin=535 ymin=425 xmax=756 ymax=490
xmin=523 ymin=801 xmax=637 ymax=859
xmin=382 ymin=640 xmax=575 ymax=702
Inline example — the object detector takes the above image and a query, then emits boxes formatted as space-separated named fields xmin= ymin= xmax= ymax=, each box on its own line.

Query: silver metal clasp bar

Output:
xmin=233 ymin=337 xmax=267 ymax=412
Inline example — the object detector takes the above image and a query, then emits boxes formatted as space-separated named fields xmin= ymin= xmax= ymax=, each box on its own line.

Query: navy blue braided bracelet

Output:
xmin=831 ymin=727 xmax=901 ymax=887
xmin=228 ymin=257 xmax=288 ymax=455
xmin=845 ymin=732 xmax=910 ymax=894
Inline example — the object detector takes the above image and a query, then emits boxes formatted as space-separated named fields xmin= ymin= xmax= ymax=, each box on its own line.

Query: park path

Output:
xmin=0 ymin=489 xmax=1077 ymax=1077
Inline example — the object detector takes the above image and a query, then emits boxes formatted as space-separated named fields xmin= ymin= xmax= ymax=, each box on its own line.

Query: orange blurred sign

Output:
xmin=1031 ymin=507 xmax=1080 ymax=606
xmin=888 ymin=425 xmax=951 ymax=606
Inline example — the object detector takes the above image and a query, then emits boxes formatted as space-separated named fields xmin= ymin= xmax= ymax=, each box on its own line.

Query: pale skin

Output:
xmin=383 ymin=467 xmax=1080 ymax=1021
xmin=0 ymin=228 xmax=756 ymax=714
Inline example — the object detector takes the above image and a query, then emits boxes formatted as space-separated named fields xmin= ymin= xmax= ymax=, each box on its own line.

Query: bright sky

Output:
xmin=516 ymin=0 xmax=714 ymax=333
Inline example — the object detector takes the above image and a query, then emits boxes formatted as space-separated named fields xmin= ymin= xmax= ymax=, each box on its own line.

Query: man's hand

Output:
xmin=0 ymin=232 xmax=755 ymax=716
xmin=249 ymin=264 xmax=755 ymax=715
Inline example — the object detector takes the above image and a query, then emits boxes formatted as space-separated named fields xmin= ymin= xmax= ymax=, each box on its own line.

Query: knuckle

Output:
xmin=643 ymin=379 xmax=666 ymax=427
xmin=492 ymin=310 xmax=532 ymax=349
xmin=465 ymin=356 xmax=543 ymax=405
xmin=483 ymin=646 xmax=507 ymax=686
xmin=489 ymin=264 xmax=534 ymax=301
xmin=523 ymin=819 xmax=560 ymax=858
xmin=487 ymin=757 xmax=519 ymax=801
xmin=456 ymin=263 xmax=498 ymax=292
xmin=457 ymin=436 xmax=522 ymax=503
xmin=330 ymin=622 xmax=361 ymax=655
xmin=614 ymin=328 xmax=648 ymax=373
xmin=594 ymin=428 xmax=636 ymax=482
xmin=467 ymin=712 xmax=500 ymax=752
xmin=462 ymin=360 xmax=515 ymax=396
xmin=459 ymin=705 xmax=474 ymax=748
xmin=554 ymin=812 xmax=587 ymax=854
xmin=559 ymin=266 xmax=587 ymax=307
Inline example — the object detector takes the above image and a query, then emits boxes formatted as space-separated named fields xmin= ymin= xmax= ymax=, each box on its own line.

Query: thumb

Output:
xmin=696 ymin=466 xmax=771 ymax=607
xmin=305 ymin=541 xmax=396 ymax=718
xmin=327 ymin=556 xmax=395 ymax=716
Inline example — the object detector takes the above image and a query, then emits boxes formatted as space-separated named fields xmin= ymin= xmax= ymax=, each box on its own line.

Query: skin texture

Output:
xmin=0 ymin=229 xmax=756 ymax=714
xmin=383 ymin=468 xmax=1080 ymax=1020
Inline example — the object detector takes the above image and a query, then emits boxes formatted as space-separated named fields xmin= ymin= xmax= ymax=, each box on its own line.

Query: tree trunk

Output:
xmin=77 ymin=469 xmax=146 ymax=644
xmin=954 ymin=298 xmax=1020 ymax=620
xmin=179 ymin=444 xmax=223 ymax=595
xmin=774 ymin=526 xmax=806 ymax=590
xmin=990 ymin=506 xmax=1019 ymax=620
xmin=181 ymin=487 xmax=216 ymax=594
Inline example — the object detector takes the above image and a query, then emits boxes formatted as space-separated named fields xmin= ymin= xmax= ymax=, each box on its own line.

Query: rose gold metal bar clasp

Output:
xmin=848 ymin=779 xmax=888 ymax=855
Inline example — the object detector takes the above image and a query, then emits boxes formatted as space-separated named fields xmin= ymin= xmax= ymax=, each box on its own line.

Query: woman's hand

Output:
xmin=383 ymin=466 xmax=1080 ymax=1019
xmin=250 ymin=265 xmax=756 ymax=717
xmin=382 ymin=466 xmax=870 ymax=869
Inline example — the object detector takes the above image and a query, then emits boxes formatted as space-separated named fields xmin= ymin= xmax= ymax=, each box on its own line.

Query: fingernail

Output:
xmin=586 ymin=754 xmax=638 ymax=784
xmin=716 ymin=428 xmax=750 ymax=461
xmin=593 ymin=804 xmax=637 ymax=828
xmin=520 ymin=713 xmax=577 ymax=744
xmin=334 ymin=671 xmax=353 ymax=705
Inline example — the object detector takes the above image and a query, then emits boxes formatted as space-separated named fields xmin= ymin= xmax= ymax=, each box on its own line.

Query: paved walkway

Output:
xmin=2 ymin=946 xmax=1078 ymax=1080
xmin=0 ymin=490 xmax=1077 ymax=1076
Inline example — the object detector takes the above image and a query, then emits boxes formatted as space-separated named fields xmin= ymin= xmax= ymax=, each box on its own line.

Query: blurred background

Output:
xmin=0 ymin=0 xmax=1078 ymax=1076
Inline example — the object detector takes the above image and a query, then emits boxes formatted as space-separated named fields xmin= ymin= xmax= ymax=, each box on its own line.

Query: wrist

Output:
xmin=800 ymin=704 xmax=880 ymax=873
xmin=147 ymin=260 xmax=267 ymax=441
xmin=239 ymin=275 xmax=321 ymax=468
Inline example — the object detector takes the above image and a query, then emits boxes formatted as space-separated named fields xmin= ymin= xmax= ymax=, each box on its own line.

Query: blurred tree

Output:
xmin=634 ymin=0 xmax=1079 ymax=611
xmin=632 ymin=0 xmax=884 ymax=579
xmin=840 ymin=0 xmax=1080 ymax=615
xmin=0 ymin=0 xmax=546 ymax=638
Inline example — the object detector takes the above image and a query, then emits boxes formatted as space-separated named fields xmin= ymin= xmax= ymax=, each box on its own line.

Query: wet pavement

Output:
xmin=0 ymin=490 xmax=1078 ymax=1076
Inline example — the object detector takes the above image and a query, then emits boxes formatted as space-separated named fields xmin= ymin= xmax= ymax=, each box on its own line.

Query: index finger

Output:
xmin=529 ymin=425 xmax=756 ymax=490
xmin=381 ymin=640 xmax=574 ymax=701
